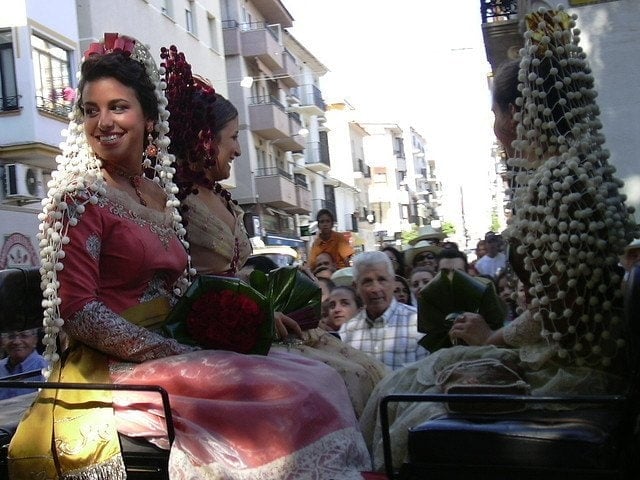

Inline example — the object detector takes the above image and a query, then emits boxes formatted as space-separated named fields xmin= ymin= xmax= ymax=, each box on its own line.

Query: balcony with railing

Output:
xmin=248 ymin=95 xmax=291 ymax=140
xmin=36 ymin=96 xmax=72 ymax=119
xmin=304 ymin=135 xmax=331 ymax=173
xmin=289 ymin=174 xmax=312 ymax=214
xmin=480 ymin=0 xmax=523 ymax=71
xmin=353 ymin=158 xmax=371 ymax=179
xmin=289 ymin=84 xmax=325 ymax=115
xmin=221 ymin=20 xmax=283 ymax=71
xmin=273 ymin=113 xmax=305 ymax=151
xmin=254 ymin=167 xmax=297 ymax=209
xmin=277 ymin=49 xmax=300 ymax=88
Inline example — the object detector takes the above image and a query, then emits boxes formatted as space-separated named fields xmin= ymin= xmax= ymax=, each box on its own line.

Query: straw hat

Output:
xmin=408 ymin=225 xmax=445 ymax=246
xmin=404 ymin=240 xmax=442 ymax=267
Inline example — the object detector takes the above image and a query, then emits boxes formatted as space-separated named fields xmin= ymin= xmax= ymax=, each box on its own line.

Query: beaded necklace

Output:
xmin=103 ymin=163 xmax=147 ymax=206
xmin=129 ymin=175 xmax=147 ymax=206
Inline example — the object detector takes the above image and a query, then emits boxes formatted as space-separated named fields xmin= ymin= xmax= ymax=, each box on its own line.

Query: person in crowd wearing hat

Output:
xmin=331 ymin=266 xmax=355 ymax=287
xmin=405 ymin=240 xmax=442 ymax=276
xmin=620 ymin=238 xmax=640 ymax=283
xmin=409 ymin=225 xmax=446 ymax=246
xmin=338 ymin=251 xmax=427 ymax=370
xmin=474 ymin=232 xmax=506 ymax=279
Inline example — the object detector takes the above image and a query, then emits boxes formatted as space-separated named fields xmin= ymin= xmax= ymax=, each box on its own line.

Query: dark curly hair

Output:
xmin=78 ymin=52 xmax=158 ymax=122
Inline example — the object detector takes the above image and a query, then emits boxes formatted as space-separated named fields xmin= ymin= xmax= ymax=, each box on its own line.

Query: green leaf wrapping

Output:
xmin=418 ymin=269 xmax=506 ymax=352
xmin=250 ymin=266 xmax=322 ymax=330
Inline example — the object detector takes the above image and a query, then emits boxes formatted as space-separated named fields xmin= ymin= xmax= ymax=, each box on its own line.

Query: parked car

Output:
xmin=249 ymin=246 xmax=299 ymax=268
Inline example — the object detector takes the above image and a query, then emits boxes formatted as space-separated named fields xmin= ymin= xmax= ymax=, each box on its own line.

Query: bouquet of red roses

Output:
xmin=163 ymin=275 xmax=273 ymax=355
xmin=163 ymin=267 xmax=322 ymax=355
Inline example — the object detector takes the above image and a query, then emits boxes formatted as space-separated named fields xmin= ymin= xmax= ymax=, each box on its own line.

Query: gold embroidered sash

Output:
xmin=8 ymin=298 xmax=171 ymax=479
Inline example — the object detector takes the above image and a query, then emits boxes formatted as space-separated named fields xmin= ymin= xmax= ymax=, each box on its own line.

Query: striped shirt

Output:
xmin=338 ymin=299 xmax=428 ymax=370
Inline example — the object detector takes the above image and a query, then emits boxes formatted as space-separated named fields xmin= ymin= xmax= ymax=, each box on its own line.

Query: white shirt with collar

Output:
xmin=338 ymin=298 xmax=427 ymax=370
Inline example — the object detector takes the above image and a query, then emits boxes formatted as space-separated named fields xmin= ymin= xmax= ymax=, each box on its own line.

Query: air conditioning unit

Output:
xmin=4 ymin=163 xmax=44 ymax=200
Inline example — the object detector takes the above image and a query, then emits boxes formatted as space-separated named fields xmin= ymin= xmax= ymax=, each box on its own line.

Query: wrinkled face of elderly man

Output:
xmin=1 ymin=329 xmax=39 ymax=367
xmin=355 ymin=260 xmax=396 ymax=319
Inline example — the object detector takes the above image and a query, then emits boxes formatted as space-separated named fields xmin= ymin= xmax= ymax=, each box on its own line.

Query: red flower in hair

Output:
xmin=160 ymin=45 xmax=220 ymax=200
xmin=84 ymin=33 xmax=136 ymax=59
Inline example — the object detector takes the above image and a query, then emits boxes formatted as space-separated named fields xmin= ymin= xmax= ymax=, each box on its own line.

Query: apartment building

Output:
xmin=323 ymin=101 xmax=373 ymax=252
xmin=220 ymin=0 xmax=335 ymax=249
xmin=403 ymin=127 xmax=442 ymax=230
xmin=0 ymin=0 xmax=79 ymax=268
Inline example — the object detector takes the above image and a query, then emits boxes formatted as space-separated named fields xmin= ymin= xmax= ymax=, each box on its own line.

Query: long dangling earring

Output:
xmin=143 ymin=131 xmax=158 ymax=168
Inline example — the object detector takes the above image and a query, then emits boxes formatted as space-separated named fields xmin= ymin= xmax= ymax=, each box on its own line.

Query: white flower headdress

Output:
xmin=37 ymin=33 xmax=193 ymax=377
xmin=504 ymin=7 xmax=638 ymax=367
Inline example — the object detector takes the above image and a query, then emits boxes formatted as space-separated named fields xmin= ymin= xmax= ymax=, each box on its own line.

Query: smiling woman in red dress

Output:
xmin=8 ymin=34 xmax=370 ymax=480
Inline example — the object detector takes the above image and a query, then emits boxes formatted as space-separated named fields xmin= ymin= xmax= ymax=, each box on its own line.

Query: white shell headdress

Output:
xmin=504 ymin=7 xmax=638 ymax=368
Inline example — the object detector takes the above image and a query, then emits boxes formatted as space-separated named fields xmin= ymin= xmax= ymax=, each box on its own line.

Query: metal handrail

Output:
xmin=380 ymin=392 xmax=628 ymax=480
xmin=0 ymin=380 xmax=175 ymax=445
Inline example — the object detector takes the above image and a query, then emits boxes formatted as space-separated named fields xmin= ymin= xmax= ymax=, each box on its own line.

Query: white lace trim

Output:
xmin=168 ymin=427 xmax=371 ymax=480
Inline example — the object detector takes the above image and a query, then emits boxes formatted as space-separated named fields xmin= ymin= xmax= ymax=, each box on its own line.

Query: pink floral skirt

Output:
xmin=110 ymin=349 xmax=371 ymax=479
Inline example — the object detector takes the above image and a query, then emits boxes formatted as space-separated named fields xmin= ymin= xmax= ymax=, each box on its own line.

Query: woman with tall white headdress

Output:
xmin=359 ymin=6 xmax=639 ymax=471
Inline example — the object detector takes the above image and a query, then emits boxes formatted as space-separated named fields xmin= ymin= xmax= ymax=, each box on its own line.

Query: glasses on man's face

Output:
xmin=1 ymin=329 xmax=38 ymax=341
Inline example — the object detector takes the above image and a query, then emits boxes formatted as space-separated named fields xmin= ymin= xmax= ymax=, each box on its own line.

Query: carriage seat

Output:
xmin=0 ymin=267 xmax=171 ymax=479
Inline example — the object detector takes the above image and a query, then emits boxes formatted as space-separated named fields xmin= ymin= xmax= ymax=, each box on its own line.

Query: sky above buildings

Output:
xmin=283 ymin=0 xmax=499 ymax=246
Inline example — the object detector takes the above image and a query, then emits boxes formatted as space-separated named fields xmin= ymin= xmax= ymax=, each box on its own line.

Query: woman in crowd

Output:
xmin=9 ymin=35 xmax=371 ymax=479
xmin=382 ymin=245 xmax=407 ymax=278
xmin=163 ymin=45 xmax=387 ymax=420
xmin=360 ymin=7 xmax=638 ymax=471
xmin=409 ymin=266 xmax=435 ymax=299
xmin=393 ymin=274 xmax=412 ymax=305
xmin=494 ymin=269 xmax=519 ymax=324
xmin=325 ymin=285 xmax=362 ymax=332
xmin=309 ymin=209 xmax=355 ymax=270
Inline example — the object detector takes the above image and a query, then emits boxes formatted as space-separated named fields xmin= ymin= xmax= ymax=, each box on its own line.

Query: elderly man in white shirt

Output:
xmin=339 ymin=251 xmax=428 ymax=370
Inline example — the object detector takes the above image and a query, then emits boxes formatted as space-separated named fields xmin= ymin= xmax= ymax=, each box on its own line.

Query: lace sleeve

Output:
xmin=67 ymin=301 xmax=195 ymax=362
xmin=502 ymin=310 xmax=542 ymax=347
